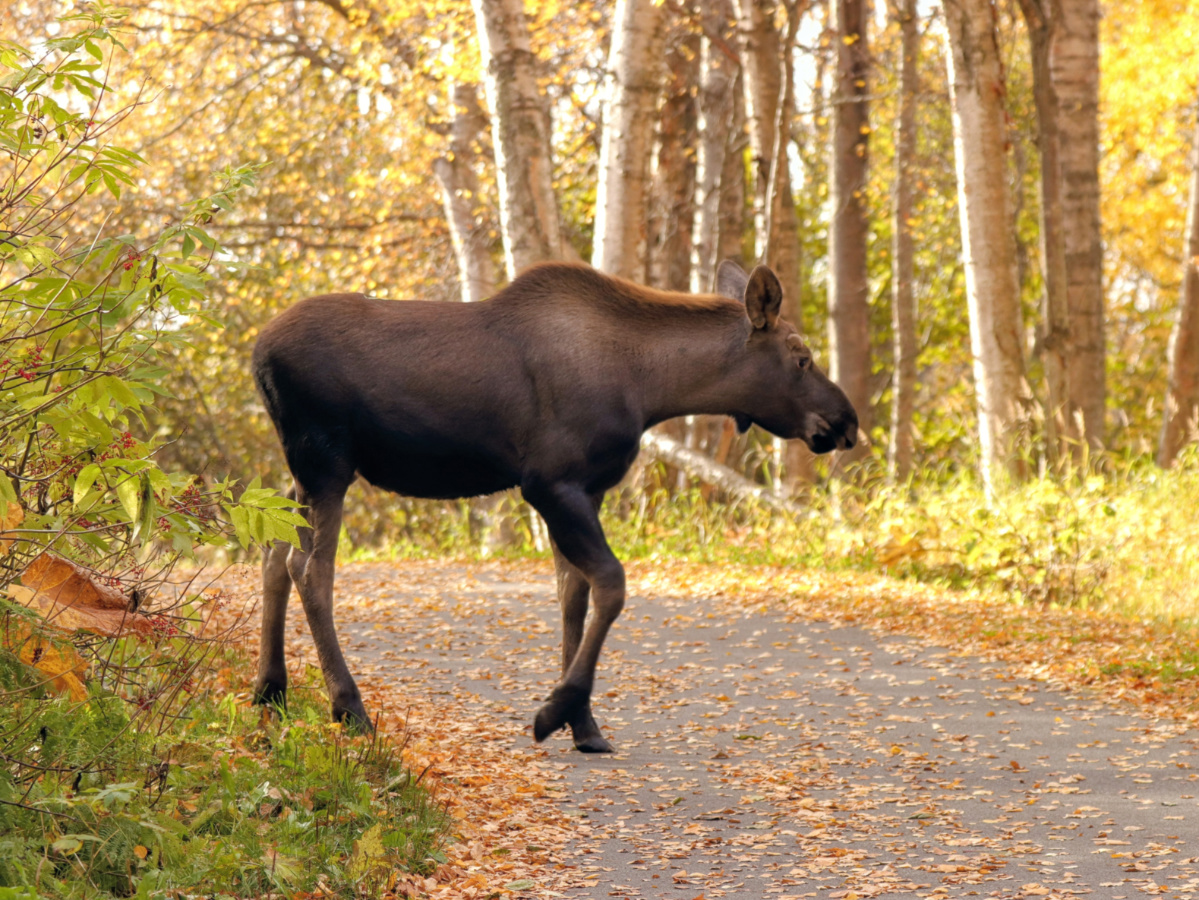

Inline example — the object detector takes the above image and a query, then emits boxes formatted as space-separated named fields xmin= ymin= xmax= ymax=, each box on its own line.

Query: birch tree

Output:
xmin=1158 ymin=106 xmax=1199 ymax=468
xmin=691 ymin=0 xmax=739 ymax=293
xmin=648 ymin=24 xmax=699 ymax=291
xmin=1016 ymin=0 xmax=1072 ymax=462
xmin=1053 ymin=0 xmax=1105 ymax=451
xmin=828 ymin=0 xmax=872 ymax=464
xmin=888 ymin=0 xmax=919 ymax=483
xmin=591 ymin=0 xmax=667 ymax=280
xmin=733 ymin=0 xmax=803 ymax=325
xmin=434 ymin=82 xmax=498 ymax=303
xmin=472 ymin=0 xmax=565 ymax=276
xmin=944 ymin=0 xmax=1031 ymax=491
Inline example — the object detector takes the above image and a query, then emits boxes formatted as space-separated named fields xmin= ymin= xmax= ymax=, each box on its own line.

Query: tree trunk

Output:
xmin=472 ymin=0 xmax=565 ymax=276
xmin=434 ymin=82 xmax=499 ymax=303
xmin=1052 ymin=0 xmax=1105 ymax=452
xmin=732 ymin=0 xmax=802 ymax=326
xmin=1016 ymin=0 xmax=1073 ymax=464
xmin=691 ymin=0 xmax=739 ymax=293
xmin=648 ymin=24 xmax=699 ymax=291
xmin=717 ymin=76 xmax=749 ymax=267
xmin=828 ymin=0 xmax=872 ymax=468
xmin=944 ymin=0 xmax=1031 ymax=492
xmin=640 ymin=432 xmax=803 ymax=513
xmin=1158 ymin=107 xmax=1199 ymax=468
xmin=888 ymin=0 xmax=918 ymax=483
xmin=591 ymin=0 xmax=668 ymax=280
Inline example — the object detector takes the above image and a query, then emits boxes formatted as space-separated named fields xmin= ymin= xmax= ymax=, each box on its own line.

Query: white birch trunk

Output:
xmin=592 ymin=0 xmax=667 ymax=280
xmin=434 ymin=82 xmax=498 ymax=303
xmin=472 ymin=0 xmax=564 ymax=276
xmin=691 ymin=0 xmax=738 ymax=293
xmin=733 ymin=0 xmax=802 ymax=328
xmin=888 ymin=0 xmax=919 ymax=483
xmin=733 ymin=0 xmax=781 ymax=257
xmin=944 ymin=0 xmax=1031 ymax=492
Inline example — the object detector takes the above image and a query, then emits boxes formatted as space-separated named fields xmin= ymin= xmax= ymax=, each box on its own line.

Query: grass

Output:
xmin=0 ymin=605 xmax=448 ymax=899
xmin=337 ymin=451 xmax=1199 ymax=632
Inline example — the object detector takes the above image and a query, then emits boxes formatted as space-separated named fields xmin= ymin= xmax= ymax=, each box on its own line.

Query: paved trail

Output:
xmin=324 ymin=563 xmax=1199 ymax=899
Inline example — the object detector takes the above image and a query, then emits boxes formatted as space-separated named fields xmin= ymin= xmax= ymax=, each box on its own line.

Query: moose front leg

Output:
xmin=550 ymin=523 xmax=607 ymax=750
xmin=526 ymin=481 xmax=623 ymax=753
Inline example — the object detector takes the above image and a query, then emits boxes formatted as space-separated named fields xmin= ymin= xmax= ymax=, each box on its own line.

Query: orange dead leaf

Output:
xmin=0 ymin=501 xmax=23 ymax=556
xmin=7 ymin=553 xmax=155 ymax=637
xmin=22 ymin=553 xmax=134 ymax=611
xmin=1 ymin=618 xmax=88 ymax=700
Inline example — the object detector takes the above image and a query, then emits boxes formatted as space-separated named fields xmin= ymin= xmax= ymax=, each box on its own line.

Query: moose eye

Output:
xmin=796 ymin=354 xmax=812 ymax=372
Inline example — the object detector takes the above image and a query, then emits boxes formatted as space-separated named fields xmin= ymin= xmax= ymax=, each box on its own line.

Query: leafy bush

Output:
xmin=0 ymin=7 xmax=303 ymax=590
xmin=0 ymin=14 xmax=449 ymax=899
xmin=0 ymin=655 xmax=447 ymax=897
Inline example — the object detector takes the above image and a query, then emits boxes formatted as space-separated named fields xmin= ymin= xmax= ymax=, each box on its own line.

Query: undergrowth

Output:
xmin=0 ymin=604 xmax=447 ymax=899
xmin=337 ymin=449 xmax=1199 ymax=629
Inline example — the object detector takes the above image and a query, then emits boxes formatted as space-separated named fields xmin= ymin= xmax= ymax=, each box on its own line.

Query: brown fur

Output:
xmin=251 ymin=261 xmax=857 ymax=752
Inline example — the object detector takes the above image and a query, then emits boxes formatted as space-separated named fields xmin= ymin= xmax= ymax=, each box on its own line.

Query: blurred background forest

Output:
xmin=8 ymin=0 xmax=1199 ymax=623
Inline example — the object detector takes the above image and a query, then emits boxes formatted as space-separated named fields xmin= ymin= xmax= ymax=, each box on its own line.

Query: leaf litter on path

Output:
xmin=218 ymin=558 xmax=1199 ymax=899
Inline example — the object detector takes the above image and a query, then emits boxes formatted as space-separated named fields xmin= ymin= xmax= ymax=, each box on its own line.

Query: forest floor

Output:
xmin=217 ymin=559 xmax=1199 ymax=899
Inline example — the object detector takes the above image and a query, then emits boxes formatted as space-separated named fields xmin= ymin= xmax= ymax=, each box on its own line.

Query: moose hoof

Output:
xmin=332 ymin=698 xmax=374 ymax=734
xmin=572 ymin=730 xmax=614 ymax=754
xmin=533 ymin=685 xmax=586 ymax=743
xmin=252 ymin=677 xmax=287 ymax=710
xmin=570 ymin=710 xmax=613 ymax=754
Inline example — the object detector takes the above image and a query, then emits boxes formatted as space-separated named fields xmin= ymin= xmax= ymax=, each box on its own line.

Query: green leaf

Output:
xmin=0 ymin=474 xmax=15 ymax=517
xmin=52 ymin=837 xmax=83 ymax=854
xmin=133 ymin=472 xmax=155 ymax=543
xmin=73 ymin=463 xmax=102 ymax=507
xmin=227 ymin=505 xmax=250 ymax=548
xmin=116 ymin=475 xmax=140 ymax=522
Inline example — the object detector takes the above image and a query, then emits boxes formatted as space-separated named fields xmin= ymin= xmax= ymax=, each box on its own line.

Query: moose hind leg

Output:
xmin=253 ymin=536 xmax=294 ymax=710
xmin=527 ymin=482 xmax=623 ymax=753
xmin=288 ymin=483 xmax=371 ymax=731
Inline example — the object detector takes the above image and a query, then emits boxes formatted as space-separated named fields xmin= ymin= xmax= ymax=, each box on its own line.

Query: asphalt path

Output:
xmin=327 ymin=563 xmax=1199 ymax=900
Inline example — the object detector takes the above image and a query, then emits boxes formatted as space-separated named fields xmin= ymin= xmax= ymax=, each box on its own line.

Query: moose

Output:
xmin=251 ymin=260 xmax=857 ymax=752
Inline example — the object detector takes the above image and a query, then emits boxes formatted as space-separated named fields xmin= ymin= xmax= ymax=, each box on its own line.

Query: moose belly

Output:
xmin=356 ymin=450 xmax=518 ymax=500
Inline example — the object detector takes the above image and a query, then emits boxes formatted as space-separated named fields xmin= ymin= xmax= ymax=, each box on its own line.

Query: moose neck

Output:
xmin=633 ymin=310 xmax=754 ymax=429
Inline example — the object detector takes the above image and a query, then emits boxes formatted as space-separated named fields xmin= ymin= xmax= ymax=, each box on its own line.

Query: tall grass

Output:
xmin=337 ymin=453 xmax=1199 ymax=628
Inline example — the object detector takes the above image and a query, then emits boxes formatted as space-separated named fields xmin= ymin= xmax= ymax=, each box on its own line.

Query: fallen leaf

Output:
xmin=7 ymin=553 xmax=154 ymax=637
xmin=1 ymin=618 xmax=88 ymax=700
xmin=22 ymin=552 xmax=133 ymax=611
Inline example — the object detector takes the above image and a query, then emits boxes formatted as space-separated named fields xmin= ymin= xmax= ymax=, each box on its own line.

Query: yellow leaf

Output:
xmin=133 ymin=845 xmax=148 ymax=859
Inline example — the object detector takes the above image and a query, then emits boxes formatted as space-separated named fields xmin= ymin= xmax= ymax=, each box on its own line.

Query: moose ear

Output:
xmin=744 ymin=265 xmax=783 ymax=330
xmin=716 ymin=259 xmax=750 ymax=300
